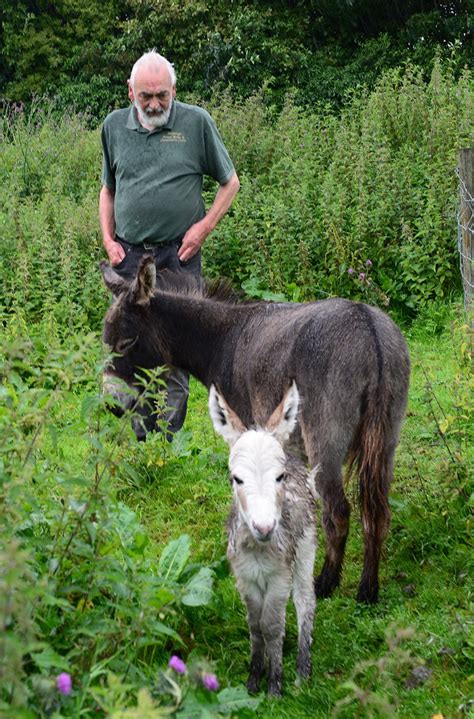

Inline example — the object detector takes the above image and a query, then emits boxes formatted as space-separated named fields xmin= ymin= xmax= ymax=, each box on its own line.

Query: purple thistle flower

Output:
xmin=366 ymin=259 xmax=372 ymax=267
xmin=202 ymin=673 xmax=219 ymax=691
xmin=169 ymin=655 xmax=186 ymax=674
xmin=56 ymin=672 xmax=72 ymax=696
xmin=359 ymin=272 xmax=366 ymax=281
xmin=348 ymin=267 xmax=355 ymax=275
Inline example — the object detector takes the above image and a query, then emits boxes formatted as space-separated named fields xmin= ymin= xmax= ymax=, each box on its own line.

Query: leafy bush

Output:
xmin=1 ymin=60 xmax=472 ymax=332
xmin=206 ymin=61 xmax=473 ymax=315
xmin=0 ymin=329 xmax=239 ymax=717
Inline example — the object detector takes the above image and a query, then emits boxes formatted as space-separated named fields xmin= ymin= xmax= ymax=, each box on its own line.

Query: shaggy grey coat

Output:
xmin=227 ymin=456 xmax=317 ymax=697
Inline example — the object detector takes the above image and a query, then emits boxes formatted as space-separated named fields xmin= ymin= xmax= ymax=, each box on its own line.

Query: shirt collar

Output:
xmin=126 ymin=102 xmax=177 ymax=133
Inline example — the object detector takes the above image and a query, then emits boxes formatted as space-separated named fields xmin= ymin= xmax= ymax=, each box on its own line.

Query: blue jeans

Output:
xmin=112 ymin=238 xmax=201 ymax=440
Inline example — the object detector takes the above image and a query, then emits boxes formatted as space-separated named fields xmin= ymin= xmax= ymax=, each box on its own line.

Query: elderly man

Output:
xmin=100 ymin=50 xmax=239 ymax=440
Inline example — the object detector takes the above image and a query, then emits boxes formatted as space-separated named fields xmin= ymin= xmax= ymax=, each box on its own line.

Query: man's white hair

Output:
xmin=130 ymin=50 xmax=176 ymax=89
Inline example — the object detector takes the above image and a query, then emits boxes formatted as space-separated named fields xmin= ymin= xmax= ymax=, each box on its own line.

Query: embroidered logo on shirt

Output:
xmin=161 ymin=132 xmax=186 ymax=143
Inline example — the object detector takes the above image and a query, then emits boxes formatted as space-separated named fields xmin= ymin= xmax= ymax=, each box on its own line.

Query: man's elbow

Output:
xmin=227 ymin=172 xmax=240 ymax=195
xmin=100 ymin=185 xmax=115 ymax=201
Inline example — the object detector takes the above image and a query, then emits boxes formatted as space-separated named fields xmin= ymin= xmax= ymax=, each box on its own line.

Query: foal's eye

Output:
xmin=232 ymin=475 xmax=244 ymax=485
xmin=116 ymin=336 xmax=138 ymax=354
xmin=275 ymin=474 xmax=285 ymax=483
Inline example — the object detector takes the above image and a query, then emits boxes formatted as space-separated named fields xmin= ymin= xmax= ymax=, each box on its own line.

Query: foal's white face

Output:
xmin=208 ymin=382 xmax=300 ymax=543
xmin=229 ymin=430 xmax=287 ymax=542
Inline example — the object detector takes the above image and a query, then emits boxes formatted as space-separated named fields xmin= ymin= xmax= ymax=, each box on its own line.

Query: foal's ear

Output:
xmin=265 ymin=381 xmax=300 ymax=443
xmin=208 ymin=385 xmax=246 ymax=446
xmin=100 ymin=261 xmax=130 ymax=296
xmin=132 ymin=256 xmax=156 ymax=305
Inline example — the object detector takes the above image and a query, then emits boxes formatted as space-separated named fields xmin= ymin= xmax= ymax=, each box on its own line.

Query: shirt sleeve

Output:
xmin=101 ymin=123 xmax=116 ymax=190
xmin=202 ymin=112 xmax=235 ymax=185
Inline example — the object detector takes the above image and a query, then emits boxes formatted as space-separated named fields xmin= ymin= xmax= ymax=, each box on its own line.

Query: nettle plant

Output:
xmin=0 ymin=330 xmax=232 ymax=717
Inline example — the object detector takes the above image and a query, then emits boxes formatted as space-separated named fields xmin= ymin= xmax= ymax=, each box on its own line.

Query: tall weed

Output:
xmin=1 ymin=60 xmax=472 ymax=331
xmin=0 ymin=327 xmax=222 ymax=716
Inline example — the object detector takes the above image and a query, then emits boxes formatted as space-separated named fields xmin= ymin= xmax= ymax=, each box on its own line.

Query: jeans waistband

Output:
xmin=116 ymin=236 xmax=183 ymax=250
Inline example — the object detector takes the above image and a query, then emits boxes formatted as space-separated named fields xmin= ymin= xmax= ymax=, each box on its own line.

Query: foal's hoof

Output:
xmin=267 ymin=683 xmax=282 ymax=698
xmin=246 ymin=677 xmax=261 ymax=695
xmin=295 ymin=671 xmax=311 ymax=688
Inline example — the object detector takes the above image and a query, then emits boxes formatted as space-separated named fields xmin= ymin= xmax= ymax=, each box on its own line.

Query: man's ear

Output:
xmin=127 ymin=79 xmax=135 ymax=102
xmin=265 ymin=381 xmax=300 ymax=443
xmin=208 ymin=385 xmax=246 ymax=446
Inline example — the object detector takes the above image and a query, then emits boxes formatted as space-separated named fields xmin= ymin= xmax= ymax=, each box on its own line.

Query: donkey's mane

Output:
xmin=154 ymin=269 xmax=258 ymax=306
xmin=204 ymin=278 xmax=257 ymax=305
xmin=154 ymin=268 xmax=203 ymax=296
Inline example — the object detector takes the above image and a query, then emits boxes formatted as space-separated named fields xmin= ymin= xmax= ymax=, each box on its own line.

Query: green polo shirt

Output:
xmin=101 ymin=101 xmax=235 ymax=245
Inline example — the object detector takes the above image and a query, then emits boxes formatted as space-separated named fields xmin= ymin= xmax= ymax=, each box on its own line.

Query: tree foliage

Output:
xmin=1 ymin=0 xmax=472 ymax=114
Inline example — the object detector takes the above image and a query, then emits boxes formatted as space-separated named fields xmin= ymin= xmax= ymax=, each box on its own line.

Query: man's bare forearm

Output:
xmin=204 ymin=172 xmax=240 ymax=234
xmin=99 ymin=185 xmax=125 ymax=264
xmin=178 ymin=172 xmax=240 ymax=262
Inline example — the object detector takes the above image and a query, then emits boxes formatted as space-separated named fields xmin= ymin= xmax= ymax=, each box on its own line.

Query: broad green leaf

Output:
xmin=31 ymin=647 xmax=70 ymax=672
xmin=216 ymin=686 xmax=263 ymax=712
xmin=181 ymin=567 xmax=214 ymax=607
xmin=159 ymin=534 xmax=191 ymax=581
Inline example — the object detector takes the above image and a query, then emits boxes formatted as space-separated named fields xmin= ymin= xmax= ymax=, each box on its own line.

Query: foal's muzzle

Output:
xmin=252 ymin=519 xmax=277 ymax=543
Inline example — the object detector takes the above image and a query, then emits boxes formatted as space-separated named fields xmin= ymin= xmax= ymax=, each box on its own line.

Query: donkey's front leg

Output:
xmin=242 ymin=589 xmax=266 ymax=694
xmin=293 ymin=531 xmax=317 ymax=680
xmin=261 ymin=576 xmax=292 ymax=697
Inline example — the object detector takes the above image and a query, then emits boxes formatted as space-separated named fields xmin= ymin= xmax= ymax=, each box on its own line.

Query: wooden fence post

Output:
xmin=458 ymin=148 xmax=473 ymax=345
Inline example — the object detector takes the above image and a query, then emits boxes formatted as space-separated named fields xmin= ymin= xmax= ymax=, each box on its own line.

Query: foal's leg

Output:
xmin=312 ymin=458 xmax=350 ymax=598
xmin=241 ymin=587 xmax=266 ymax=694
xmin=261 ymin=575 xmax=292 ymax=697
xmin=292 ymin=530 xmax=316 ymax=679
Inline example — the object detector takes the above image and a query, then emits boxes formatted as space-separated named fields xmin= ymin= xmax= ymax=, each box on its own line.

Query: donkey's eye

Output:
xmin=232 ymin=475 xmax=244 ymax=485
xmin=116 ymin=336 xmax=138 ymax=354
xmin=276 ymin=474 xmax=285 ymax=483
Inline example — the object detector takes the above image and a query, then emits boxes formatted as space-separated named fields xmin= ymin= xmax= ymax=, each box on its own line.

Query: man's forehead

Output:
xmin=134 ymin=63 xmax=173 ymax=90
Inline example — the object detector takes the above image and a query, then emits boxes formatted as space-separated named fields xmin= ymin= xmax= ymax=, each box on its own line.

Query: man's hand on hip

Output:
xmin=105 ymin=239 xmax=126 ymax=266
xmin=178 ymin=220 xmax=210 ymax=263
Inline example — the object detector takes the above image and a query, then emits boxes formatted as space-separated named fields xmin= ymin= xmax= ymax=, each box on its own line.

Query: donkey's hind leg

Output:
xmin=313 ymin=458 xmax=350 ymax=598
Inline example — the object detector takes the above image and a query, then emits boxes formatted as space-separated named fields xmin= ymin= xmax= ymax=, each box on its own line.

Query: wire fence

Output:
xmin=457 ymin=149 xmax=473 ymax=331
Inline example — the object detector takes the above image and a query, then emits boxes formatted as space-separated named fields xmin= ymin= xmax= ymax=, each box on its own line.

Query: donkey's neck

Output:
xmin=150 ymin=292 xmax=239 ymax=386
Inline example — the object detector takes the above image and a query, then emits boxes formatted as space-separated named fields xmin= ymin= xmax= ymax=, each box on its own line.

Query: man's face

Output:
xmin=128 ymin=63 xmax=176 ymax=129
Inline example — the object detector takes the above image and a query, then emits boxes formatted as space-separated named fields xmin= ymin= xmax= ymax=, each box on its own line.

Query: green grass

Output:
xmin=103 ymin=307 xmax=472 ymax=718
xmin=1 ymin=305 xmax=472 ymax=718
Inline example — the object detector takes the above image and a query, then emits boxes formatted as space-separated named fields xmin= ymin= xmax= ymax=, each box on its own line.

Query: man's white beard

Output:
xmin=135 ymin=98 xmax=173 ymax=129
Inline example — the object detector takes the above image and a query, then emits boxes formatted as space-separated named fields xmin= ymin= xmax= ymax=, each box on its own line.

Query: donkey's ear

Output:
xmin=100 ymin=261 xmax=130 ymax=296
xmin=132 ymin=256 xmax=156 ymax=305
xmin=265 ymin=381 xmax=300 ymax=443
xmin=208 ymin=385 xmax=246 ymax=446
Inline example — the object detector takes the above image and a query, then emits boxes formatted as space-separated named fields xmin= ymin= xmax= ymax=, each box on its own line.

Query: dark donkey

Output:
xmin=101 ymin=257 xmax=410 ymax=603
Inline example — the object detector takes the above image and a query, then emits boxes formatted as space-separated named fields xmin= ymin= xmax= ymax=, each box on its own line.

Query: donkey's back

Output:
xmin=228 ymin=298 xmax=408 ymax=429
xmin=223 ymin=297 xmax=410 ymax=603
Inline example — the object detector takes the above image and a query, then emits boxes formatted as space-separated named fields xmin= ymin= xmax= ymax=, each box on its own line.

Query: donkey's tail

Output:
xmin=347 ymin=394 xmax=394 ymax=602
xmin=348 ymin=395 xmax=392 ymax=527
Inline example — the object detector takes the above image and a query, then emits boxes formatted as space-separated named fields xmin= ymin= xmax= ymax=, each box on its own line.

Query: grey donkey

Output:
xmin=209 ymin=381 xmax=318 ymax=697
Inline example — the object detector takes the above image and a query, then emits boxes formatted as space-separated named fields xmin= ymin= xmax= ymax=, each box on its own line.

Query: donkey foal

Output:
xmin=209 ymin=382 xmax=317 ymax=697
